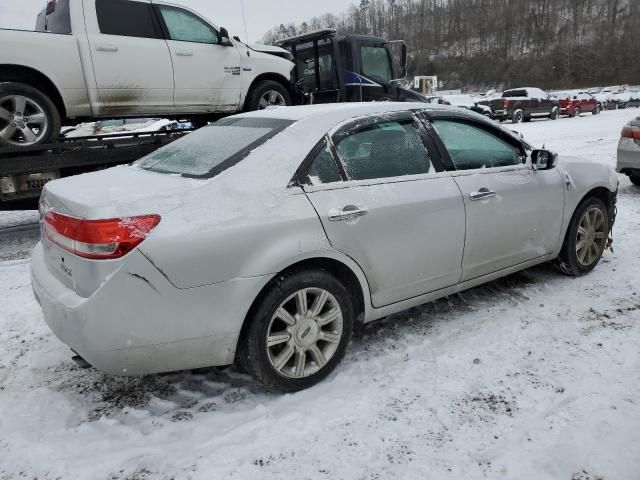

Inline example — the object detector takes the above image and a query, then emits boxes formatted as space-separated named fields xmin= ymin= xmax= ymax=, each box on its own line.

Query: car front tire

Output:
xmin=549 ymin=106 xmax=559 ymax=120
xmin=554 ymin=197 xmax=609 ymax=276
xmin=237 ymin=269 xmax=354 ymax=392
xmin=245 ymin=80 xmax=292 ymax=112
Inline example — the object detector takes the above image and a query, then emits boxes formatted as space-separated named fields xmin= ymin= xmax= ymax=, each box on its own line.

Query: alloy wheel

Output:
xmin=0 ymin=94 xmax=49 ymax=146
xmin=266 ymin=287 xmax=343 ymax=379
xmin=258 ymin=90 xmax=286 ymax=109
xmin=575 ymin=207 xmax=607 ymax=267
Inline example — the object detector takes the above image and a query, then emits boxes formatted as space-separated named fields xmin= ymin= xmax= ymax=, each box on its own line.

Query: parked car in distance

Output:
xmin=556 ymin=91 xmax=601 ymax=117
xmin=32 ymin=102 xmax=618 ymax=392
xmin=441 ymin=94 xmax=494 ymax=118
xmin=628 ymin=90 xmax=640 ymax=108
xmin=479 ymin=87 xmax=560 ymax=123
xmin=617 ymin=116 xmax=640 ymax=186
xmin=0 ymin=0 xmax=294 ymax=147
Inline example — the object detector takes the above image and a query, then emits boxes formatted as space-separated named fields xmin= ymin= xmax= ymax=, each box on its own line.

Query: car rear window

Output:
xmin=503 ymin=89 xmax=527 ymax=98
xmin=134 ymin=117 xmax=294 ymax=178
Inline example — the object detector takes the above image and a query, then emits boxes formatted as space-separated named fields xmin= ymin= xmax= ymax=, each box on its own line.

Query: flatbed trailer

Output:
xmin=0 ymin=129 xmax=191 ymax=207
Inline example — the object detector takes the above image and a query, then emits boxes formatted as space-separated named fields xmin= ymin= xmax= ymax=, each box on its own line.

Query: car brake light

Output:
xmin=503 ymin=99 xmax=509 ymax=109
xmin=44 ymin=212 xmax=160 ymax=259
xmin=621 ymin=125 xmax=640 ymax=140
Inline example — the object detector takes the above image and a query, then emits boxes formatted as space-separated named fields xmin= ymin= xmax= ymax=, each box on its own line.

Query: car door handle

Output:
xmin=96 ymin=44 xmax=118 ymax=52
xmin=175 ymin=50 xmax=194 ymax=56
xmin=469 ymin=189 xmax=496 ymax=201
xmin=328 ymin=206 xmax=368 ymax=222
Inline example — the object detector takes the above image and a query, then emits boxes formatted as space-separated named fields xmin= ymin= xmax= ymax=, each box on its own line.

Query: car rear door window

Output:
xmin=431 ymin=120 xmax=523 ymax=170
xmin=334 ymin=120 xmax=434 ymax=181
xmin=96 ymin=0 xmax=160 ymax=39
xmin=157 ymin=5 xmax=219 ymax=44
xmin=307 ymin=142 xmax=342 ymax=185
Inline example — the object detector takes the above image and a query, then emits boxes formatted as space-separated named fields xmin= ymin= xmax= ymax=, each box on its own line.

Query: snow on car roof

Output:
xmin=235 ymin=102 xmax=452 ymax=122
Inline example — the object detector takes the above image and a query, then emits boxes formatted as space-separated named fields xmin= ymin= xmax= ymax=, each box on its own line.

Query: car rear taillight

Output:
xmin=621 ymin=125 xmax=640 ymax=140
xmin=503 ymin=99 xmax=509 ymax=109
xmin=44 ymin=212 xmax=160 ymax=260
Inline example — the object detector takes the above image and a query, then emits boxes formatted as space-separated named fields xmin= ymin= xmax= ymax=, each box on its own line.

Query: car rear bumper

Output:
xmin=31 ymin=243 xmax=271 ymax=375
xmin=616 ymin=138 xmax=640 ymax=174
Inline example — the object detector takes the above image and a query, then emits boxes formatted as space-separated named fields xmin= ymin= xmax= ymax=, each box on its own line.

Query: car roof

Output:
xmin=236 ymin=101 xmax=454 ymax=122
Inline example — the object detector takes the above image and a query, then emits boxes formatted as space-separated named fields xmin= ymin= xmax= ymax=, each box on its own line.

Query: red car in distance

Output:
xmin=557 ymin=91 xmax=602 ymax=117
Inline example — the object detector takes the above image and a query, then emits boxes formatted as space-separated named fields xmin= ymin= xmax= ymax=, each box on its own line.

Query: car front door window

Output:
xmin=360 ymin=46 xmax=392 ymax=84
xmin=431 ymin=120 xmax=523 ymax=170
xmin=158 ymin=6 xmax=219 ymax=44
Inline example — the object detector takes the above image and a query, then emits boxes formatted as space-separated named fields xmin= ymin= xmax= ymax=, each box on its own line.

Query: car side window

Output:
xmin=96 ymin=0 xmax=160 ymax=39
xmin=157 ymin=5 xmax=219 ymax=44
xmin=334 ymin=120 xmax=434 ymax=181
xmin=431 ymin=120 xmax=523 ymax=170
xmin=307 ymin=142 xmax=342 ymax=185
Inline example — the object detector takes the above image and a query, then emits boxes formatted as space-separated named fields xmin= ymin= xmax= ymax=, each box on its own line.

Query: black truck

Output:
xmin=479 ymin=87 xmax=560 ymax=123
xmin=277 ymin=29 xmax=425 ymax=105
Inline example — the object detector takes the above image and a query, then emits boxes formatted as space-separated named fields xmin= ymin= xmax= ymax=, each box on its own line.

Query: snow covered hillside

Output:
xmin=1 ymin=109 xmax=639 ymax=480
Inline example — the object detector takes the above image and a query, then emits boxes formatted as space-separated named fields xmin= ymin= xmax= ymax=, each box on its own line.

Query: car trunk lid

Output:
xmin=39 ymin=165 xmax=204 ymax=297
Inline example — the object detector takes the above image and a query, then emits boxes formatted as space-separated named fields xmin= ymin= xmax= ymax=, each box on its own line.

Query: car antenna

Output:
xmin=240 ymin=0 xmax=249 ymax=42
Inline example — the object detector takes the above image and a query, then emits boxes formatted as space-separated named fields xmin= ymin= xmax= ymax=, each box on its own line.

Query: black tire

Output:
xmin=593 ymin=106 xmax=601 ymax=115
xmin=237 ymin=269 xmax=354 ymax=392
xmin=190 ymin=116 xmax=212 ymax=129
xmin=0 ymin=82 xmax=60 ymax=147
xmin=629 ymin=175 xmax=640 ymax=186
xmin=245 ymin=80 xmax=292 ymax=111
xmin=512 ymin=109 xmax=524 ymax=123
xmin=549 ymin=106 xmax=559 ymax=120
xmin=553 ymin=197 xmax=609 ymax=276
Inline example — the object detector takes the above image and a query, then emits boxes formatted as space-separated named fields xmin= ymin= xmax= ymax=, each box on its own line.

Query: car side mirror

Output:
xmin=400 ymin=43 xmax=407 ymax=78
xmin=532 ymin=149 xmax=558 ymax=170
xmin=219 ymin=27 xmax=233 ymax=47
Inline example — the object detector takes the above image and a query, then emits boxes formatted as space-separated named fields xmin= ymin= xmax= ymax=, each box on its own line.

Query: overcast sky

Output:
xmin=0 ymin=0 xmax=352 ymax=42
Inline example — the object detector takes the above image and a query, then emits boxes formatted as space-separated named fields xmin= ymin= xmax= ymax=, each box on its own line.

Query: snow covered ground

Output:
xmin=1 ymin=109 xmax=639 ymax=480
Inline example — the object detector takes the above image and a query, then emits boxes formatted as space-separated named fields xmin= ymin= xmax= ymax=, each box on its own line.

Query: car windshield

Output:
xmin=134 ymin=117 xmax=293 ymax=178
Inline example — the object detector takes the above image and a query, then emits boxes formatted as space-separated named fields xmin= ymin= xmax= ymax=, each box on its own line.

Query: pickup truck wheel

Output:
xmin=553 ymin=197 xmax=609 ymax=276
xmin=512 ymin=109 xmax=524 ymax=123
xmin=0 ymin=82 xmax=60 ymax=148
xmin=246 ymin=81 xmax=291 ymax=111
xmin=549 ymin=107 xmax=559 ymax=120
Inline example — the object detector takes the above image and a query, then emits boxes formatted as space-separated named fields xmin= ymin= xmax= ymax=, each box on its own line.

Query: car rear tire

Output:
xmin=629 ymin=175 xmax=640 ymax=186
xmin=245 ymin=80 xmax=292 ymax=112
xmin=593 ymin=106 xmax=601 ymax=115
xmin=549 ymin=106 xmax=559 ymax=120
xmin=512 ymin=109 xmax=524 ymax=123
xmin=0 ymin=82 xmax=61 ymax=148
xmin=553 ymin=197 xmax=609 ymax=276
xmin=237 ymin=269 xmax=354 ymax=392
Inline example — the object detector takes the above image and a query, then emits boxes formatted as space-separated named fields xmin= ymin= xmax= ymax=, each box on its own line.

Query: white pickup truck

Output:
xmin=0 ymin=0 xmax=295 ymax=148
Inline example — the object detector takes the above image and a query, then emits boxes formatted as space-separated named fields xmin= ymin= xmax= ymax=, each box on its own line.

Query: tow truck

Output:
xmin=1 ymin=28 xmax=423 ymax=207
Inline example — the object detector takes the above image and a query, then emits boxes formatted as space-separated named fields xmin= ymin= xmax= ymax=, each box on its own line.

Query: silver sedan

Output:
xmin=616 ymin=116 xmax=640 ymax=186
xmin=32 ymin=102 xmax=618 ymax=391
